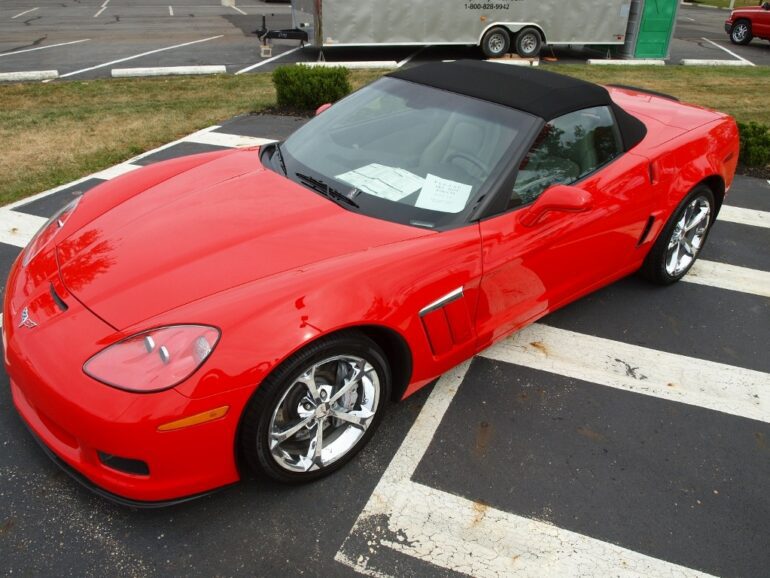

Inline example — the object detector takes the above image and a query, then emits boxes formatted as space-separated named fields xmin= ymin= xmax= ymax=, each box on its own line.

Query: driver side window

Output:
xmin=510 ymin=106 xmax=622 ymax=210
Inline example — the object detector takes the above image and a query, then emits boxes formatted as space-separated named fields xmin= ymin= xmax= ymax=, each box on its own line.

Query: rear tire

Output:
xmin=481 ymin=27 xmax=511 ymax=58
xmin=515 ymin=27 xmax=543 ymax=58
xmin=640 ymin=185 xmax=715 ymax=285
xmin=730 ymin=20 xmax=752 ymax=45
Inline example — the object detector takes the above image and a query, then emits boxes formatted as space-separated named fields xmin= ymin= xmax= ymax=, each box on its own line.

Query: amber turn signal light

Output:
xmin=158 ymin=406 xmax=229 ymax=432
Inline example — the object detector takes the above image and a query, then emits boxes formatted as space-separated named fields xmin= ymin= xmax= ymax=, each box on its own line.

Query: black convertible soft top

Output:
xmin=388 ymin=60 xmax=647 ymax=151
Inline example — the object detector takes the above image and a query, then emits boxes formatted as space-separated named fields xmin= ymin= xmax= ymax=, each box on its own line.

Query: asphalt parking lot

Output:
xmin=2 ymin=2 xmax=769 ymax=80
xmin=0 ymin=115 xmax=768 ymax=576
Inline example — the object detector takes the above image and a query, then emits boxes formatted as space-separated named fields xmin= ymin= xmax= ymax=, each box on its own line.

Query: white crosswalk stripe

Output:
xmin=336 ymin=360 xmax=717 ymax=577
xmin=718 ymin=205 xmax=769 ymax=229
xmin=481 ymin=323 xmax=770 ymax=423
xmin=183 ymin=130 xmax=275 ymax=149
xmin=0 ymin=211 xmax=46 ymax=248
xmin=685 ymin=260 xmax=770 ymax=298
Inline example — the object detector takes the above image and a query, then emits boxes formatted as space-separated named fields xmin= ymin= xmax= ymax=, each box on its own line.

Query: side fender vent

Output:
xmin=637 ymin=216 xmax=655 ymax=247
xmin=419 ymin=287 xmax=473 ymax=356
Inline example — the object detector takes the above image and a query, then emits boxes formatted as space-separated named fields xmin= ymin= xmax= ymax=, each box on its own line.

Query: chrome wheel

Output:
xmin=268 ymin=355 xmax=380 ymax=473
xmin=488 ymin=33 xmax=506 ymax=55
xmin=520 ymin=33 xmax=538 ymax=55
xmin=732 ymin=23 xmax=749 ymax=43
xmin=665 ymin=195 xmax=711 ymax=276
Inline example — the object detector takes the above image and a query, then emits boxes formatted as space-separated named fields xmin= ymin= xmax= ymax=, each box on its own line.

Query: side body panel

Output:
xmin=476 ymin=153 xmax=654 ymax=345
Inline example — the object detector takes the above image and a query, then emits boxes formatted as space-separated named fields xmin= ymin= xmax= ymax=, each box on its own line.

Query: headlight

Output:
xmin=22 ymin=197 xmax=81 ymax=267
xmin=83 ymin=325 xmax=221 ymax=393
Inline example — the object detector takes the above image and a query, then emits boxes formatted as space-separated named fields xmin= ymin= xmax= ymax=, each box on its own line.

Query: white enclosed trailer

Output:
xmin=273 ymin=0 xmax=634 ymax=58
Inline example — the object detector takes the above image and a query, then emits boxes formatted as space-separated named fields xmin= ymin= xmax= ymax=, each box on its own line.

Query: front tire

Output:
xmin=640 ymin=186 xmax=715 ymax=285
xmin=730 ymin=20 xmax=752 ymax=45
xmin=481 ymin=27 xmax=511 ymax=58
xmin=239 ymin=331 xmax=391 ymax=483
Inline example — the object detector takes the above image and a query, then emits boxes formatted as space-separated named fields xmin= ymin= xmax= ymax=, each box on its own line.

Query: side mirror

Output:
xmin=519 ymin=184 xmax=593 ymax=227
xmin=315 ymin=103 xmax=332 ymax=116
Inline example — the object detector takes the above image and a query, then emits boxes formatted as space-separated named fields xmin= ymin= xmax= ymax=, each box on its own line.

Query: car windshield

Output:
xmin=277 ymin=77 xmax=540 ymax=229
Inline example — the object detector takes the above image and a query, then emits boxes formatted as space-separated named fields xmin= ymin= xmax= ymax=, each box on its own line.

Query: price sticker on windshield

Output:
xmin=416 ymin=174 xmax=472 ymax=213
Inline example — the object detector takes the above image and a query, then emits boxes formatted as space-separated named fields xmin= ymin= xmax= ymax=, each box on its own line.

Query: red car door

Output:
xmin=755 ymin=6 xmax=770 ymax=38
xmin=475 ymin=106 xmax=655 ymax=345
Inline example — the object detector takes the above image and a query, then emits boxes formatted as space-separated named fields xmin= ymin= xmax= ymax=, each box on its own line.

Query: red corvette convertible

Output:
xmin=5 ymin=62 xmax=739 ymax=505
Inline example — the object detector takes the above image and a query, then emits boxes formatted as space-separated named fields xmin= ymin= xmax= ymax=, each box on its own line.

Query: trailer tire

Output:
xmin=515 ymin=27 xmax=542 ymax=58
xmin=481 ymin=27 xmax=511 ymax=58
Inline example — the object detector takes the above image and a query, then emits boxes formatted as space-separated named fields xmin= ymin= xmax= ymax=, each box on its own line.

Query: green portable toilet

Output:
xmin=622 ymin=0 xmax=680 ymax=59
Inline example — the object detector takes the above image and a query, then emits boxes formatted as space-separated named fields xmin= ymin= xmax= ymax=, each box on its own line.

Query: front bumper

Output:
xmin=4 ymin=251 xmax=251 ymax=504
xmin=21 ymin=418 xmax=226 ymax=508
xmin=725 ymin=21 xmax=733 ymax=34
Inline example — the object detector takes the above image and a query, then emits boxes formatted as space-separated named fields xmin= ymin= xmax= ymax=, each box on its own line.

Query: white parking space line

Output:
xmin=336 ymin=360 xmax=716 ymax=577
xmin=93 ymin=0 xmax=110 ymax=18
xmin=397 ymin=46 xmax=427 ymax=68
xmin=235 ymin=45 xmax=304 ymax=74
xmin=231 ymin=5 xmax=247 ymax=15
xmin=183 ymin=131 xmax=274 ymax=148
xmin=685 ymin=260 xmax=770 ymax=298
xmin=0 ymin=39 xmax=90 ymax=58
xmin=701 ymin=37 xmax=754 ymax=65
xmin=718 ymin=205 xmax=769 ymax=229
xmin=482 ymin=323 xmax=770 ymax=424
xmin=56 ymin=36 xmax=224 ymax=80
xmin=0 ymin=211 xmax=46 ymax=248
xmin=11 ymin=7 xmax=39 ymax=19
xmin=169 ymin=6 xmax=174 ymax=16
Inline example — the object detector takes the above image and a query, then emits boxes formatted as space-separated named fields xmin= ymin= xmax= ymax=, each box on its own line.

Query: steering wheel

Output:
xmin=446 ymin=152 xmax=487 ymax=179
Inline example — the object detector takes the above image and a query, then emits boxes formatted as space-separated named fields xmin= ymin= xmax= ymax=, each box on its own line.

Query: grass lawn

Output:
xmin=0 ymin=66 xmax=767 ymax=205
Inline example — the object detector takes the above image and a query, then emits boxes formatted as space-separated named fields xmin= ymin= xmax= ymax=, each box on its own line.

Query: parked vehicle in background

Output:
xmin=726 ymin=2 xmax=770 ymax=45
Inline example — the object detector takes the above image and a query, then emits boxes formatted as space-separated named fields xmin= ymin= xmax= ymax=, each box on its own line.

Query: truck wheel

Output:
xmin=481 ymin=27 xmax=511 ymax=58
xmin=515 ymin=27 xmax=542 ymax=58
xmin=730 ymin=20 xmax=752 ymax=45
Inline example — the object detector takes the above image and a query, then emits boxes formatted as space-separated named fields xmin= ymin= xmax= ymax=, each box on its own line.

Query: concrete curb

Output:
xmin=111 ymin=65 xmax=227 ymax=78
xmin=0 ymin=70 xmax=58 ymax=82
xmin=587 ymin=59 xmax=666 ymax=66
xmin=303 ymin=61 xmax=398 ymax=69
xmin=486 ymin=58 xmax=540 ymax=67
xmin=681 ymin=59 xmax=753 ymax=66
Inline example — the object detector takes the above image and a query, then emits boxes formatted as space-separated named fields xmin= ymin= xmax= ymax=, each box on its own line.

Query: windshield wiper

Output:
xmin=296 ymin=172 xmax=360 ymax=209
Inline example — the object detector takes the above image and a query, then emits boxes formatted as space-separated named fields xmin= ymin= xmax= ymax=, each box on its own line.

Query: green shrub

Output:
xmin=272 ymin=65 xmax=352 ymax=111
xmin=737 ymin=121 xmax=770 ymax=168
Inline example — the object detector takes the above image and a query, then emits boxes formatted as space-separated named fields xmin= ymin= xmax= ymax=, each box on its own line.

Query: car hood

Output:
xmin=57 ymin=150 xmax=429 ymax=330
